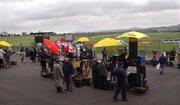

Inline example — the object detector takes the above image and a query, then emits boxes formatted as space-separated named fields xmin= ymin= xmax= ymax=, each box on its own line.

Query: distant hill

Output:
xmin=1 ymin=24 xmax=180 ymax=37
xmin=70 ymin=24 xmax=180 ymax=37
xmin=138 ymin=24 xmax=180 ymax=33
xmin=105 ymin=24 xmax=180 ymax=33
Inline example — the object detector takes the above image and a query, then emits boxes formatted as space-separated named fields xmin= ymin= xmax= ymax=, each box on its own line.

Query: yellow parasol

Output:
xmin=77 ymin=37 xmax=90 ymax=42
xmin=0 ymin=41 xmax=11 ymax=47
xmin=93 ymin=38 xmax=123 ymax=48
xmin=117 ymin=31 xmax=149 ymax=39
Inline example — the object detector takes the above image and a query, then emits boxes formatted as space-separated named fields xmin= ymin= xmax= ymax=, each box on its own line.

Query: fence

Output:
xmin=11 ymin=46 xmax=33 ymax=52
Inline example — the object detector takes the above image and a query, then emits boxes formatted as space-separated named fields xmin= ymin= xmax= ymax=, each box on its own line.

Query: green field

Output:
xmin=0 ymin=32 xmax=179 ymax=56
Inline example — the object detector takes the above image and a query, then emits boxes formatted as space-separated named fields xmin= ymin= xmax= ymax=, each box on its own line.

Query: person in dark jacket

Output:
xmin=88 ymin=48 xmax=93 ymax=60
xmin=62 ymin=57 xmax=74 ymax=92
xmin=49 ymin=53 xmax=58 ymax=73
xmin=159 ymin=54 xmax=167 ymax=74
xmin=33 ymin=47 xmax=37 ymax=57
xmin=80 ymin=46 xmax=83 ymax=60
xmin=120 ymin=50 xmax=128 ymax=71
xmin=25 ymin=48 xmax=30 ymax=57
xmin=40 ymin=48 xmax=47 ymax=71
xmin=113 ymin=61 xmax=127 ymax=101
xmin=102 ymin=48 xmax=107 ymax=60
xmin=92 ymin=58 xmax=100 ymax=89
xmin=30 ymin=48 xmax=36 ymax=63
xmin=98 ymin=59 xmax=108 ymax=90
xmin=20 ymin=46 xmax=24 ymax=52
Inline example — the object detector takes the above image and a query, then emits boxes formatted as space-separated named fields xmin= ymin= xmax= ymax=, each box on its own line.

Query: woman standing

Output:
xmin=54 ymin=59 xmax=64 ymax=92
xmin=98 ymin=59 xmax=108 ymax=90
xmin=20 ymin=48 xmax=26 ymax=63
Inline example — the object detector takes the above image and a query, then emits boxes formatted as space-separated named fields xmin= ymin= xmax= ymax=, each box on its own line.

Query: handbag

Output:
xmin=156 ymin=63 xmax=160 ymax=70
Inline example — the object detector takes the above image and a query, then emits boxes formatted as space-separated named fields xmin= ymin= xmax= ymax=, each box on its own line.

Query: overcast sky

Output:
xmin=0 ymin=0 xmax=180 ymax=33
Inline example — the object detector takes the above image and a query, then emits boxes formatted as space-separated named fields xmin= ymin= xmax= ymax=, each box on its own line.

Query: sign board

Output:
xmin=65 ymin=34 xmax=75 ymax=42
xmin=66 ymin=35 xmax=72 ymax=41
xmin=34 ymin=33 xmax=50 ymax=44
xmin=129 ymin=37 xmax=138 ymax=59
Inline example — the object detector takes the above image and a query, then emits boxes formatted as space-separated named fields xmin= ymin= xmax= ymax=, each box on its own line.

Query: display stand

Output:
xmin=176 ymin=52 xmax=180 ymax=69
xmin=128 ymin=37 xmax=138 ymax=66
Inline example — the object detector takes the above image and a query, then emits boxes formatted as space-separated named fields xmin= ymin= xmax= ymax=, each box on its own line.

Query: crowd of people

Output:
xmin=17 ymin=45 xmax=130 ymax=101
xmin=1 ymin=44 xmax=178 ymax=102
xmin=92 ymin=58 xmax=128 ymax=101
xmin=22 ymin=44 xmax=149 ymax=101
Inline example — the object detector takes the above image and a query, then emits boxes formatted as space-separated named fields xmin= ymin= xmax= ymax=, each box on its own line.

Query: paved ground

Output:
xmin=0 ymin=55 xmax=180 ymax=105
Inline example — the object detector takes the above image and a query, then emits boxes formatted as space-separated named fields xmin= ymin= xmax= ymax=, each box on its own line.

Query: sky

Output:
xmin=0 ymin=0 xmax=180 ymax=33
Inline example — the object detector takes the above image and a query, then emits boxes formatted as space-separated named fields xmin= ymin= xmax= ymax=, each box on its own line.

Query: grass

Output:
xmin=0 ymin=32 xmax=179 ymax=56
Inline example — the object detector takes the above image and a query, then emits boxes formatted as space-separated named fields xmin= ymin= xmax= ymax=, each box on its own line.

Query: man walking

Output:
xmin=113 ymin=61 xmax=128 ymax=102
xmin=159 ymin=54 xmax=167 ymax=74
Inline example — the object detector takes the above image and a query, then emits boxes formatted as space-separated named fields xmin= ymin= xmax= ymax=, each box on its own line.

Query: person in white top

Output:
xmin=0 ymin=47 xmax=6 ymax=68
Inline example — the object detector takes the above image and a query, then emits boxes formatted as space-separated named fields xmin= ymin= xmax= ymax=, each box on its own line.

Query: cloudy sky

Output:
xmin=0 ymin=0 xmax=180 ymax=33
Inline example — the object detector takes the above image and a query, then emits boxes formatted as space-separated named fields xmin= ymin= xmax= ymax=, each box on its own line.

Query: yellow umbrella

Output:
xmin=0 ymin=41 xmax=11 ymax=47
xmin=94 ymin=38 xmax=123 ymax=48
xmin=77 ymin=37 xmax=90 ymax=42
xmin=117 ymin=31 xmax=149 ymax=39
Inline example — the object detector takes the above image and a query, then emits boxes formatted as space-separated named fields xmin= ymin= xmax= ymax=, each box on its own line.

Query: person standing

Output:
xmin=73 ymin=58 xmax=82 ymax=76
xmin=20 ymin=48 xmax=26 ymax=63
xmin=63 ymin=58 xmax=74 ymax=92
xmin=30 ymin=48 xmax=36 ymax=63
xmin=102 ymin=48 xmax=107 ymax=60
xmin=49 ymin=53 xmax=58 ymax=73
xmin=92 ymin=58 xmax=100 ymax=89
xmin=159 ymin=54 xmax=167 ymax=74
xmin=0 ymin=47 xmax=5 ymax=69
xmin=98 ymin=59 xmax=108 ymax=90
xmin=25 ymin=47 xmax=30 ymax=57
xmin=107 ymin=48 xmax=113 ymax=59
xmin=107 ymin=60 xmax=116 ymax=89
xmin=88 ymin=48 xmax=93 ymax=60
xmin=4 ymin=48 xmax=12 ymax=68
xmin=54 ymin=59 xmax=64 ymax=93
xmin=20 ymin=46 xmax=24 ymax=52
xmin=80 ymin=46 xmax=83 ymax=60
xmin=39 ymin=48 xmax=47 ymax=71
xmin=113 ymin=61 xmax=127 ymax=102
xmin=137 ymin=51 xmax=146 ymax=79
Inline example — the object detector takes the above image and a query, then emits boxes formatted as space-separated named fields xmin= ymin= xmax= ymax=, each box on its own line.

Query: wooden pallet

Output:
xmin=133 ymin=86 xmax=149 ymax=93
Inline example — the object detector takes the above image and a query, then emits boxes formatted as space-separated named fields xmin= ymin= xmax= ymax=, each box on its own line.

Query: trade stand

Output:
xmin=127 ymin=37 xmax=149 ymax=93
xmin=128 ymin=37 xmax=138 ymax=66
xmin=177 ymin=52 xmax=180 ymax=69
